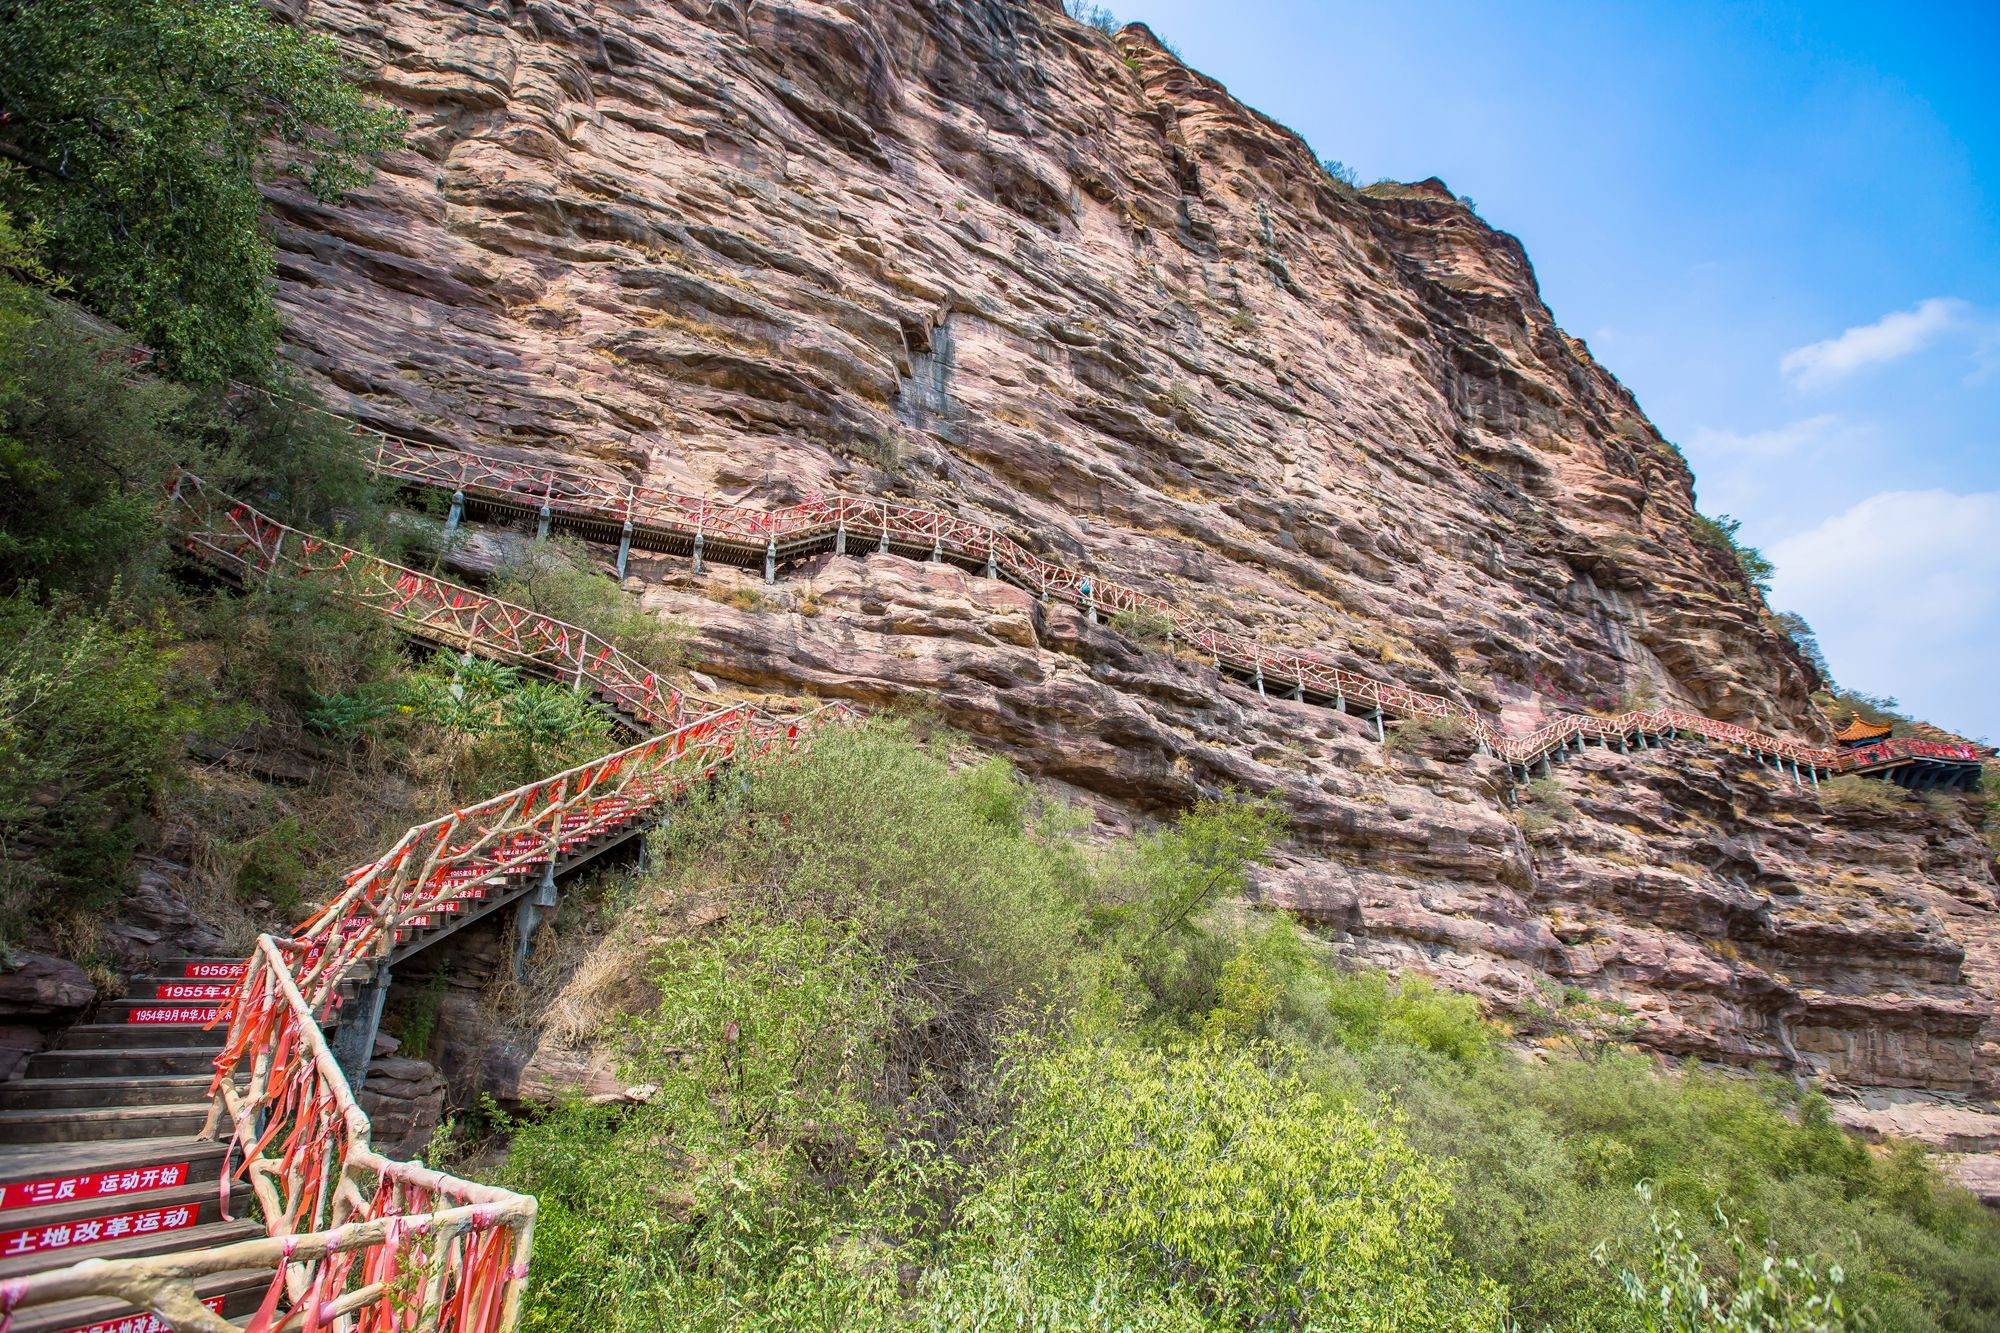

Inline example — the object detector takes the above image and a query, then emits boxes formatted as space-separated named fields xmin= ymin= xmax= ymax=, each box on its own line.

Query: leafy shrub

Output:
xmin=648 ymin=721 xmax=1089 ymax=1077
xmin=504 ymin=915 xmax=911 ymax=1331
xmin=494 ymin=539 xmax=689 ymax=671
xmin=1064 ymin=1 xmax=1120 ymax=35
xmin=1384 ymin=712 xmax=1470 ymax=756
xmin=1515 ymin=775 xmax=1578 ymax=832
xmin=926 ymin=1040 xmax=1506 ymax=1329
xmin=1609 ymin=1185 xmax=1851 ymax=1331
xmin=1818 ymin=774 xmax=1905 ymax=813
xmin=0 ymin=594 xmax=204 ymax=942
xmin=1694 ymin=513 xmax=1776 ymax=597
xmin=1321 ymin=157 xmax=1362 ymax=188
xmin=386 ymin=652 xmax=617 ymax=795
xmin=1107 ymin=603 xmax=1174 ymax=645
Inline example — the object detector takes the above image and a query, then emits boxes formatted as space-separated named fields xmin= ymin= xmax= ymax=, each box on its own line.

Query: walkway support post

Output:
xmin=536 ymin=502 xmax=552 ymax=541
xmin=332 ymin=962 xmax=393 ymax=1091
xmin=985 ymin=528 xmax=998 ymax=580
xmin=879 ymin=504 xmax=890 ymax=554
xmin=835 ymin=520 xmax=847 ymax=556
xmin=693 ymin=526 xmax=705 ymax=574
xmin=512 ymin=862 xmax=560 ymax=984
xmin=616 ymin=520 xmax=634 ymax=580
xmin=765 ymin=536 xmax=777 ymax=585
xmin=1254 ymin=661 xmax=1266 ymax=698
xmin=444 ymin=488 xmax=465 ymax=540
xmin=1372 ymin=709 xmax=1386 ymax=745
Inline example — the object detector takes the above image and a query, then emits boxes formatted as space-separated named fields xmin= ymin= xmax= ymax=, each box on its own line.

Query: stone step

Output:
xmin=0 ymin=1136 xmax=229 ymax=1215
xmin=0 ymin=1075 xmax=215 ymax=1113
xmin=26 ymin=1047 xmax=222 ymax=1080
xmin=61 ymin=1024 xmax=227 ymax=1052
xmin=0 ymin=1214 xmax=260 ymax=1280
xmin=0 ymin=1103 xmax=210 ymax=1146
xmin=3 ymin=1265 xmax=269 ymax=1333
xmin=0 ymin=1181 xmax=230 ymax=1267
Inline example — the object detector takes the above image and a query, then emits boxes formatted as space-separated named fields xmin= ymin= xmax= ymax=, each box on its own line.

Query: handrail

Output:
xmin=339 ymin=422 xmax=1983 ymax=778
xmin=168 ymin=471 xmax=706 ymax=733
xmin=0 ymin=478 xmax=853 ymax=1332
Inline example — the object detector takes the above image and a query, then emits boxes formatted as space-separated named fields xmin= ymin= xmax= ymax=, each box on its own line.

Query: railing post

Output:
xmin=331 ymin=962 xmax=393 ymax=1092
xmin=616 ymin=520 xmax=634 ymax=580
xmin=264 ymin=529 xmax=287 ymax=586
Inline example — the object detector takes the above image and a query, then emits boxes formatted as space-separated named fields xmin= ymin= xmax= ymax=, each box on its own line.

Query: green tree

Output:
xmin=0 ymin=288 xmax=195 ymax=597
xmin=1693 ymin=513 xmax=1776 ymax=597
xmin=0 ymin=0 xmax=404 ymax=382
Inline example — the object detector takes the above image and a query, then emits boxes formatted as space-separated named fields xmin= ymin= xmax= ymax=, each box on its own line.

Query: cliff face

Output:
xmin=271 ymin=0 xmax=1997 ymax=1146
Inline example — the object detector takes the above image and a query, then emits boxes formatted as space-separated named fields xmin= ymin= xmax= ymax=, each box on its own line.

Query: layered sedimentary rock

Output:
xmin=269 ymin=0 xmax=1996 ymax=1145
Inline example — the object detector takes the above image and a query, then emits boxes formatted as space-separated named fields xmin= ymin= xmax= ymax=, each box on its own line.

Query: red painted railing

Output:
xmin=0 ymin=479 xmax=852 ymax=1333
xmin=340 ymin=423 xmax=1983 ymax=779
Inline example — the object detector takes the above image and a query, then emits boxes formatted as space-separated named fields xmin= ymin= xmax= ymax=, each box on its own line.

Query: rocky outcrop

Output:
xmin=0 ymin=953 xmax=96 ymax=1081
xmin=273 ymin=0 xmax=1996 ymax=1152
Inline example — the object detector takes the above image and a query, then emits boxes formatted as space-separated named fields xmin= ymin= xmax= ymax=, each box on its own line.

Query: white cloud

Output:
xmin=1686 ymin=413 xmax=1844 ymax=459
xmin=1780 ymin=297 xmax=1970 ymax=390
xmin=1770 ymin=489 xmax=2000 ymax=740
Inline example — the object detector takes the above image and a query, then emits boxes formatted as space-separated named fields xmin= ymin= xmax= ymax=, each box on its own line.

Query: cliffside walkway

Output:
xmin=353 ymin=418 xmax=1981 ymax=793
xmin=0 ymin=475 xmax=851 ymax=1333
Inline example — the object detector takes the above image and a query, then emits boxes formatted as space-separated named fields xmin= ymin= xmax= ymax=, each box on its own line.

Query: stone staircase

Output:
xmin=0 ymin=960 xmax=272 ymax=1333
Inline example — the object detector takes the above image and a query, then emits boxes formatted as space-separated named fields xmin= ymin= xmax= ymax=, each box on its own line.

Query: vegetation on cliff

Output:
xmin=494 ymin=723 xmax=2000 ymax=1332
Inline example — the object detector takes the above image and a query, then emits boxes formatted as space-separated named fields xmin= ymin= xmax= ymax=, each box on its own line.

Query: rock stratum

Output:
xmin=266 ymin=0 xmax=1998 ymax=1172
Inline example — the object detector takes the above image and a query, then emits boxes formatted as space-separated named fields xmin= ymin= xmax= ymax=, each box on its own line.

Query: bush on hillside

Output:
xmin=0 ymin=294 xmax=197 ymax=599
xmin=923 ymin=1040 xmax=1505 ymax=1330
xmin=494 ymin=726 xmax=2000 ymax=1332
xmin=493 ymin=539 xmax=690 ymax=672
xmin=1107 ymin=604 xmax=1174 ymax=645
xmin=0 ymin=594 xmax=205 ymax=944
xmin=1064 ymin=1 xmax=1120 ymax=35
xmin=1818 ymin=773 xmax=1905 ymax=813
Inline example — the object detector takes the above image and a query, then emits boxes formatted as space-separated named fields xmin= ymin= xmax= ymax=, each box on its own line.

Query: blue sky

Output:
xmin=1114 ymin=0 xmax=1999 ymax=741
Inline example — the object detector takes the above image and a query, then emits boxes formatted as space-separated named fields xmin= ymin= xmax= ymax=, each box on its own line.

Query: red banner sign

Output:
xmin=123 ymin=1005 xmax=217 ymax=1025
xmin=0 ymin=1201 xmax=200 ymax=1260
xmin=179 ymin=962 xmax=245 ymax=979
xmin=0 ymin=1162 xmax=191 ymax=1213
xmin=152 ymin=982 xmax=233 ymax=1002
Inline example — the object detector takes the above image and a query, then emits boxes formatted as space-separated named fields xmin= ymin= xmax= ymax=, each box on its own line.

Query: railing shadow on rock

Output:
xmin=0 ymin=477 xmax=851 ymax=1333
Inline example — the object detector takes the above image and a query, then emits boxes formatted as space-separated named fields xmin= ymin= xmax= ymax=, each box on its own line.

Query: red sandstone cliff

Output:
xmin=265 ymin=0 xmax=1999 ymax=1169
